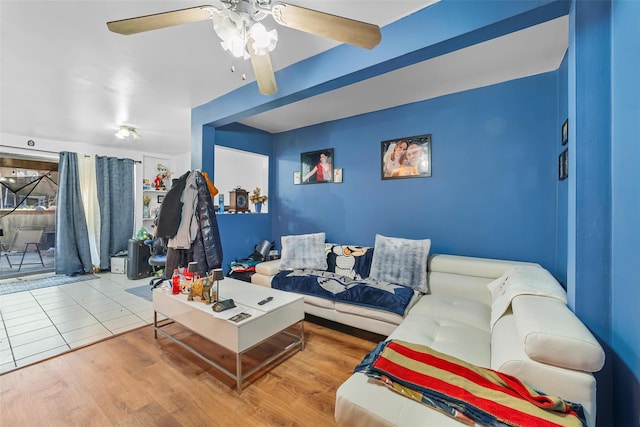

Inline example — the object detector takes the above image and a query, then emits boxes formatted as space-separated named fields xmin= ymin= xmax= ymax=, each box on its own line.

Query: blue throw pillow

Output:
xmin=280 ymin=232 xmax=328 ymax=271
xmin=369 ymin=234 xmax=431 ymax=293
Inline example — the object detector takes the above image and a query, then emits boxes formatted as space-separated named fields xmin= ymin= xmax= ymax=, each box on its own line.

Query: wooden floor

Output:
xmin=0 ymin=317 xmax=383 ymax=426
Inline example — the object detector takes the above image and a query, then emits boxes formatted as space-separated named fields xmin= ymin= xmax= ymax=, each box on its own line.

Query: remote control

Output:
xmin=258 ymin=296 xmax=273 ymax=305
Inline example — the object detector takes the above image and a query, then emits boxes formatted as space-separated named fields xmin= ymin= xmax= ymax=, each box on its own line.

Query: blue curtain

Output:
xmin=55 ymin=152 xmax=135 ymax=275
xmin=55 ymin=152 xmax=92 ymax=275
xmin=95 ymin=156 xmax=134 ymax=270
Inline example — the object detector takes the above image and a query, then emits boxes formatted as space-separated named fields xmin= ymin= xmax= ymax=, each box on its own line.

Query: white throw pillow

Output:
xmin=369 ymin=234 xmax=431 ymax=293
xmin=280 ymin=232 xmax=328 ymax=271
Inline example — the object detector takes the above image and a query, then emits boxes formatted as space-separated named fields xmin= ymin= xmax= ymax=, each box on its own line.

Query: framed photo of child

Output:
xmin=381 ymin=134 xmax=431 ymax=180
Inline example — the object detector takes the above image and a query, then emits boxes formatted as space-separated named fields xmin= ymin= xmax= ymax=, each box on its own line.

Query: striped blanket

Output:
xmin=355 ymin=340 xmax=586 ymax=427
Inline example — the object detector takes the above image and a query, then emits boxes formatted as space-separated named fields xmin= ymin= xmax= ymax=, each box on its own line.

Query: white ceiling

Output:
xmin=0 ymin=1 xmax=567 ymax=156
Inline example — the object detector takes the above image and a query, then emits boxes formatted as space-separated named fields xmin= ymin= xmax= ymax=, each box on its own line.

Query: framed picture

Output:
xmin=157 ymin=195 xmax=164 ymax=203
xmin=334 ymin=168 xmax=343 ymax=183
xmin=381 ymin=134 xmax=431 ymax=180
xmin=561 ymin=119 xmax=568 ymax=145
xmin=293 ymin=171 xmax=301 ymax=185
xmin=559 ymin=148 xmax=568 ymax=180
xmin=301 ymin=149 xmax=334 ymax=184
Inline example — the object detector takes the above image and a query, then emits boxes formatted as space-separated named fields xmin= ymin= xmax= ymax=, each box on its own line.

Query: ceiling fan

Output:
xmin=107 ymin=1 xmax=382 ymax=96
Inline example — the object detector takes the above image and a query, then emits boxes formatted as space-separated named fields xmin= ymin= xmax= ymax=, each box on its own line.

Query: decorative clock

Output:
xmin=229 ymin=187 xmax=250 ymax=213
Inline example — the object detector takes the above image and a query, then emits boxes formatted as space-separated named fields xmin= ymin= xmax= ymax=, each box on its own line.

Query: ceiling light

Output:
xmin=210 ymin=5 xmax=278 ymax=60
xmin=249 ymin=22 xmax=278 ymax=55
xmin=115 ymin=125 xmax=141 ymax=140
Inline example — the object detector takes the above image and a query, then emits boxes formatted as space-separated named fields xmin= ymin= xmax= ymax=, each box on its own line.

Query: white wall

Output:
xmin=214 ymin=145 xmax=269 ymax=213
xmin=1 ymin=132 xmax=191 ymax=233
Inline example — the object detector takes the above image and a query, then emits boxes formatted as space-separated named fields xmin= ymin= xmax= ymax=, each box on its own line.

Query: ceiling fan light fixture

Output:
xmin=249 ymin=22 xmax=278 ymax=55
xmin=115 ymin=127 xmax=129 ymax=139
xmin=213 ymin=9 xmax=250 ymax=59
xmin=107 ymin=1 xmax=383 ymax=96
xmin=115 ymin=125 xmax=141 ymax=140
xmin=224 ymin=34 xmax=248 ymax=58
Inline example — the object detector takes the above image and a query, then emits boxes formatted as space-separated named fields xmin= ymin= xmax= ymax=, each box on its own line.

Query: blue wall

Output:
xmin=568 ymin=3 xmax=615 ymax=423
xmin=212 ymin=123 xmax=274 ymax=273
xmin=196 ymin=1 xmax=640 ymax=425
xmin=610 ymin=0 xmax=640 ymax=424
xmin=555 ymin=53 xmax=569 ymax=287
xmin=272 ymin=73 xmax=559 ymax=271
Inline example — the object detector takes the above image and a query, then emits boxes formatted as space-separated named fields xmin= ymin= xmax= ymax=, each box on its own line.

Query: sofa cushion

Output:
xmin=336 ymin=373 xmax=463 ymax=427
xmin=300 ymin=294 xmax=335 ymax=309
xmin=427 ymin=271 xmax=493 ymax=305
xmin=325 ymin=244 xmax=373 ymax=279
xmin=512 ymin=295 xmax=605 ymax=372
xmin=388 ymin=314 xmax=491 ymax=368
xmin=280 ymin=232 xmax=328 ymax=270
xmin=369 ymin=234 xmax=430 ymax=293
xmin=409 ymin=294 xmax=491 ymax=332
xmin=254 ymin=259 xmax=281 ymax=276
xmin=334 ymin=301 xmax=408 ymax=325
xmin=428 ymin=254 xmax=531 ymax=278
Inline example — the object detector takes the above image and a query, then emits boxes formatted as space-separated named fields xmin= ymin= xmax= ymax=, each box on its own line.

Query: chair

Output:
xmin=2 ymin=226 xmax=45 ymax=271
xmin=145 ymin=237 xmax=167 ymax=288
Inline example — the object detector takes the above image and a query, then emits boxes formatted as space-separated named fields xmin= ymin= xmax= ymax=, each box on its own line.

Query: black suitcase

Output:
xmin=127 ymin=239 xmax=152 ymax=280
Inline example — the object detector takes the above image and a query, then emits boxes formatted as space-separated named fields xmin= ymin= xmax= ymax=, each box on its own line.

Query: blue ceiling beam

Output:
xmin=191 ymin=0 xmax=569 ymax=167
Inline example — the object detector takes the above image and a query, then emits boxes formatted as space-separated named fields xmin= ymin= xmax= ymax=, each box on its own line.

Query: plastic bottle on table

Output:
xmin=171 ymin=268 xmax=180 ymax=295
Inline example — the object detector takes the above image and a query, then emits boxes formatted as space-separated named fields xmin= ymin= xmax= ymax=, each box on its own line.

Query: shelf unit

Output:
xmin=142 ymin=189 xmax=166 ymax=227
xmin=141 ymin=156 xmax=172 ymax=230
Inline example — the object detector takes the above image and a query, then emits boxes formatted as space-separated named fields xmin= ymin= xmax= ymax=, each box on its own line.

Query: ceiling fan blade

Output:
xmin=107 ymin=5 xmax=214 ymax=35
xmin=271 ymin=2 xmax=381 ymax=50
xmin=249 ymin=46 xmax=278 ymax=96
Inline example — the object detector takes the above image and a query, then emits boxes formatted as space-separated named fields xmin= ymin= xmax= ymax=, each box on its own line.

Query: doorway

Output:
xmin=0 ymin=154 xmax=58 ymax=279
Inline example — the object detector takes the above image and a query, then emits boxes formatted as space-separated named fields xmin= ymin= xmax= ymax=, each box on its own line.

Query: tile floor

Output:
xmin=0 ymin=272 xmax=159 ymax=374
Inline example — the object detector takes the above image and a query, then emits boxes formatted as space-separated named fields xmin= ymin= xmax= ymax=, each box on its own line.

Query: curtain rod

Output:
xmin=0 ymin=144 xmax=59 ymax=158
xmin=0 ymin=145 xmax=141 ymax=163
xmin=82 ymin=154 xmax=142 ymax=164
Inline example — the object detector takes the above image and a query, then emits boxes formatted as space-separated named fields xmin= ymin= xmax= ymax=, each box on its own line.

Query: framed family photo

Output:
xmin=334 ymin=168 xmax=343 ymax=183
xmin=381 ymin=134 xmax=432 ymax=180
xmin=301 ymin=149 xmax=334 ymax=184
xmin=559 ymin=148 xmax=568 ymax=180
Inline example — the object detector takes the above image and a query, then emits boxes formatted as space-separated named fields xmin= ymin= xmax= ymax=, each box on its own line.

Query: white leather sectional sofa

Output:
xmin=252 ymin=253 xmax=605 ymax=426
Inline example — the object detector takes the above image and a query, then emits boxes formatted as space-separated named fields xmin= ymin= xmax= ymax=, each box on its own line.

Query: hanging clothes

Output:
xmin=155 ymin=171 xmax=189 ymax=239
xmin=192 ymin=171 xmax=223 ymax=272
xmin=168 ymin=171 xmax=199 ymax=249
xmin=156 ymin=170 xmax=223 ymax=278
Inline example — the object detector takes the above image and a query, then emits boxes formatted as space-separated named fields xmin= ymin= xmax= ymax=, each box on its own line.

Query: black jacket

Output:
xmin=192 ymin=171 xmax=223 ymax=272
xmin=155 ymin=171 xmax=189 ymax=239
xmin=162 ymin=171 xmax=223 ymax=277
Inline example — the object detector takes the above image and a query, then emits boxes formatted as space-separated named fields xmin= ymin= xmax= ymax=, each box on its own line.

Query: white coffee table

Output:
xmin=153 ymin=278 xmax=304 ymax=392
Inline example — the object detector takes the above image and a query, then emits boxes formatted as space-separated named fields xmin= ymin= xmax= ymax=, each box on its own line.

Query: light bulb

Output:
xmin=249 ymin=22 xmax=278 ymax=55
xmin=115 ymin=127 xmax=130 ymax=139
